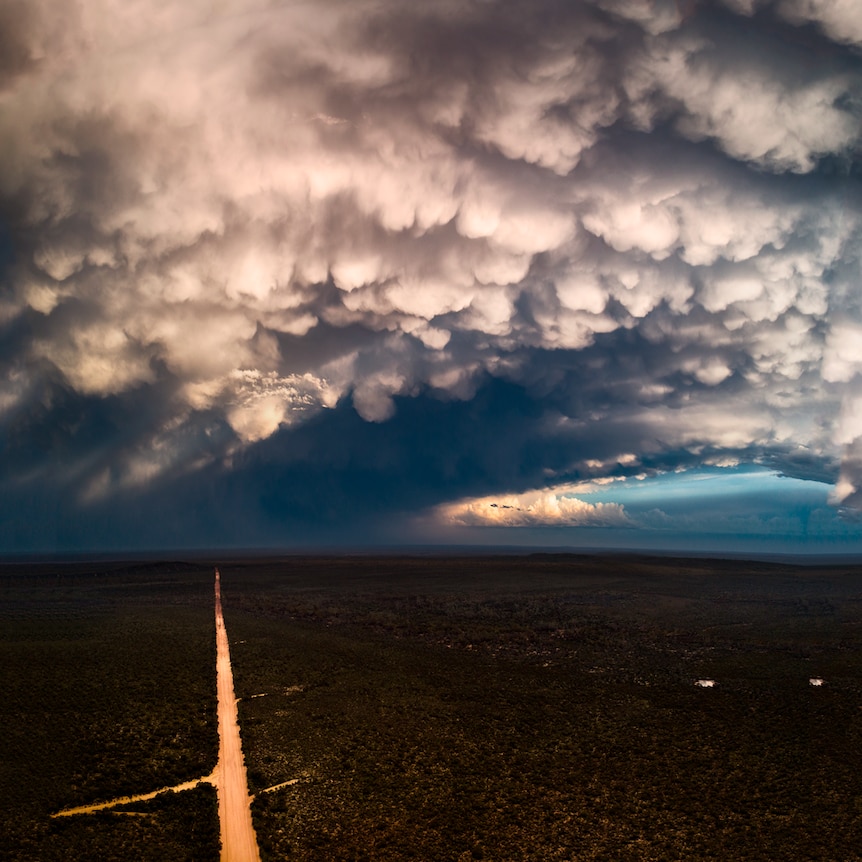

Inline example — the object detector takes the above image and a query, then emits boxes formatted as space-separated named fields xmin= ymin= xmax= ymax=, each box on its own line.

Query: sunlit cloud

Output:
xmin=1 ymin=0 xmax=861 ymax=550
xmin=438 ymin=483 xmax=632 ymax=528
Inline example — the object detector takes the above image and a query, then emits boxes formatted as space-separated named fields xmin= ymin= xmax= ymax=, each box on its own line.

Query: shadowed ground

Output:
xmin=2 ymin=554 xmax=862 ymax=860
xmin=222 ymin=554 xmax=862 ymax=861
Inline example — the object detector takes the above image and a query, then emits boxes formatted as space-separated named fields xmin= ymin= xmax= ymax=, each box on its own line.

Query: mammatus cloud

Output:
xmin=722 ymin=0 xmax=862 ymax=46
xmin=1 ymin=0 xmax=861 ymax=547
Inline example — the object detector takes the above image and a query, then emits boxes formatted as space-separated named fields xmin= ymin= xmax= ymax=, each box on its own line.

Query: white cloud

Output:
xmin=3 ymin=0 xmax=862 ymax=513
xmin=823 ymin=321 xmax=862 ymax=384
xmin=596 ymin=0 xmax=687 ymax=34
xmin=224 ymin=370 xmax=334 ymax=442
xmin=583 ymin=199 xmax=680 ymax=259
xmin=439 ymin=486 xmax=631 ymax=528
xmin=775 ymin=0 xmax=862 ymax=46
xmin=627 ymin=31 xmax=861 ymax=172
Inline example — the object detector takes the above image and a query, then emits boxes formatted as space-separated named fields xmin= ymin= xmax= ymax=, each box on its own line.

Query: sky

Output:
xmin=2 ymin=0 xmax=862 ymax=555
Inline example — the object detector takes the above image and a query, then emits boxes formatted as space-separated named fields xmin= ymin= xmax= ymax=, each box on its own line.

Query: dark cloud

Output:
xmin=1 ymin=0 xmax=861 ymax=551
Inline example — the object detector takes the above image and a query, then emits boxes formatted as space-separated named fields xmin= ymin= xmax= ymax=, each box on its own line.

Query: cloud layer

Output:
xmin=1 ymin=0 xmax=861 ymax=549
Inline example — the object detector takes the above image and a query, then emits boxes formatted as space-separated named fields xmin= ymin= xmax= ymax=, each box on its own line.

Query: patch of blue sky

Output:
xmin=565 ymin=466 xmax=862 ymax=548
xmin=579 ymin=465 xmax=829 ymax=510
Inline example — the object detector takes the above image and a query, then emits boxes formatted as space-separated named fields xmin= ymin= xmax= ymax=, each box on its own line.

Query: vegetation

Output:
xmin=0 ymin=561 xmax=220 ymax=862
xmin=2 ymin=553 xmax=861 ymax=860
xmin=220 ymin=555 xmax=862 ymax=861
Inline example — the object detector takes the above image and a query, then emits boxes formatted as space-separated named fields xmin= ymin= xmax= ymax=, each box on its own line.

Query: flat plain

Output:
xmin=2 ymin=554 xmax=862 ymax=860
xmin=0 ymin=560 xmax=220 ymax=861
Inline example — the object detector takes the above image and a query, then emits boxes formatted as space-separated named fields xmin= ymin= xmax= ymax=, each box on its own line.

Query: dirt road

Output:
xmin=51 ymin=776 xmax=212 ymax=817
xmin=53 ymin=568 xmax=265 ymax=858
xmin=214 ymin=568 xmax=261 ymax=862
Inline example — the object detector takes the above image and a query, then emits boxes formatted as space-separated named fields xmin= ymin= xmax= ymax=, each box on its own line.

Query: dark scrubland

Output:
xmin=219 ymin=554 xmax=862 ymax=862
xmin=2 ymin=553 xmax=862 ymax=861
xmin=0 ymin=561 xmax=220 ymax=862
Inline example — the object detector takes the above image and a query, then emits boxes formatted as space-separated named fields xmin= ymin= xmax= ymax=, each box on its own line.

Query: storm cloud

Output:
xmin=1 ymin=0 xmax=861 ymax=550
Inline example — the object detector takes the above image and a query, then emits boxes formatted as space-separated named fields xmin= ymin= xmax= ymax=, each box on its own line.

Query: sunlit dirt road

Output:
xmin=51 ymin=776 xmax=213 ymax=817
xmin=214 ymin=567 xmax=261 ymax=862
xmin=53 ymin=568 xmax=265 ymax=860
